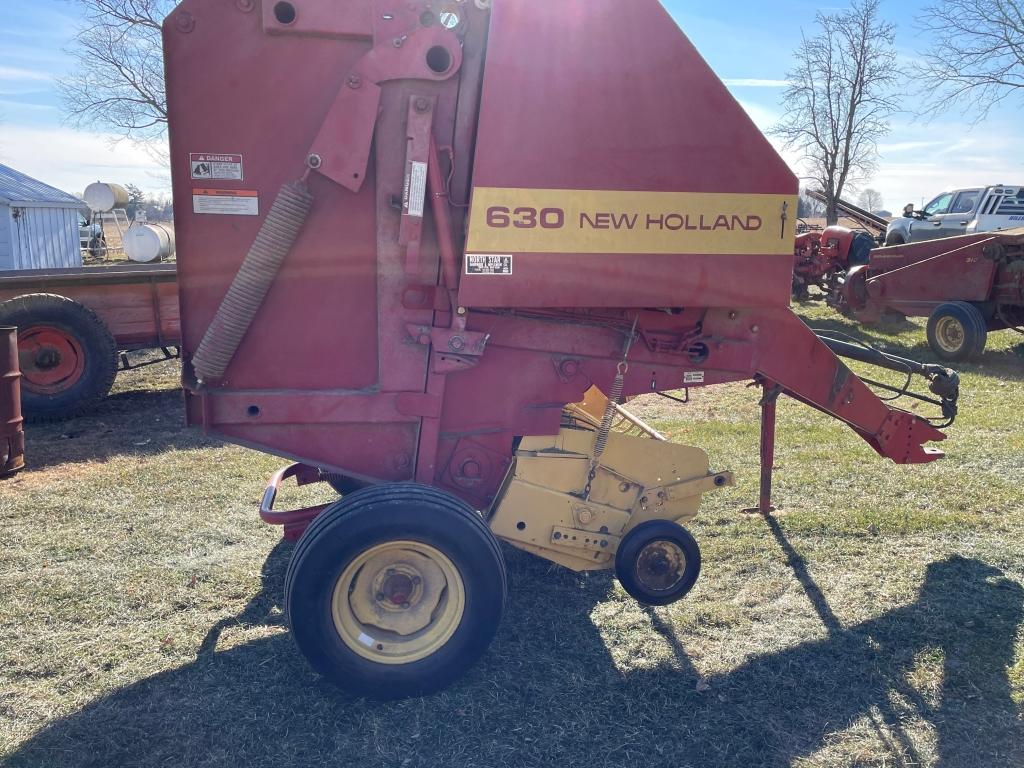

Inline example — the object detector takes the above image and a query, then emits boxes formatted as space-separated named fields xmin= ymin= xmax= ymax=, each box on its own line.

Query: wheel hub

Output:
xmin=636 ymin=539 xmax=686 ymax=592
xmin=18 ymin=326 xmax=85 ymax=393
xmin=935 ymin=316 xmax=965 ymax=353
xmin=333 ymin=541 xmax=466 ymax=665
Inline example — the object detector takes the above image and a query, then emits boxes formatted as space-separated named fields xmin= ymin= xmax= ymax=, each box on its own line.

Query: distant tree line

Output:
xmin=124 ymin=182 xmax=173 ymax=222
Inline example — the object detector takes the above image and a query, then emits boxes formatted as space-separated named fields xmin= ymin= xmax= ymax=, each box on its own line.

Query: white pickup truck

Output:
xmin=885 ymin=185 xmax=1024 ymax=245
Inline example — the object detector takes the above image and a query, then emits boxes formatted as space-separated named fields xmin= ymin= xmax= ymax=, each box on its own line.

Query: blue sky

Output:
xmin=1 ymin=0 xmax=1022 ymax=210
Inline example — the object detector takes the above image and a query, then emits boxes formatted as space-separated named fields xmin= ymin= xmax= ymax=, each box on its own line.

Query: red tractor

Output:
xmin=792 ymin=225 xmax=874 ymax=299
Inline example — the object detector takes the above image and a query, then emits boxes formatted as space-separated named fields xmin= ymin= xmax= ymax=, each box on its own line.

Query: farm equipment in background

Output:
xmin=840 ymin=230 xmax=1024 ymax=360
xmin=792 ymin=189 xmax=888 ymax=299
xmin=0 ymin=264 xmax=180 ymax=420
xmin=793 ymin=225 xmax=875 ymax=299
xmin=164 ymin=0 xmax=960 ymax=698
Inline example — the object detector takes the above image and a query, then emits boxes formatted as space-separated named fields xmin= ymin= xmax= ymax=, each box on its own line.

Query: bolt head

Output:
xmin=175 ymin=11 xmax=196 ymax=32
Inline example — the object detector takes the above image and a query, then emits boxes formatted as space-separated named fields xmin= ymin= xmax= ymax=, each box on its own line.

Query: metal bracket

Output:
xmin=550 ymin=526 xmax=621 ymax=554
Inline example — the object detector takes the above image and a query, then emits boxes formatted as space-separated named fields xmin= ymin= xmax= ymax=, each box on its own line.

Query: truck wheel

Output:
xmin=0 ymin=294 xmax=118 ymax=421
xmin=926 ymin=302 xmax=987 ymax=361
xmin=615 ymin=520 xmax=701 ymax=606
xmin=884 ymin=232 xmax=905 ymax=246
xmin=285 ymin=483 xmax=507 ymax=699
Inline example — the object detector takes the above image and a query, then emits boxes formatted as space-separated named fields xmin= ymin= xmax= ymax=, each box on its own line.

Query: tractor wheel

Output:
xmin=884 ymin=232 xmax=905 ymax=246
xmin=285 ymin=483 xmax=507 ymax=699
xmin=615 ymin=520 xmax=701 ymax=606
xmin=0 ymin=294 xmax=118 ymax=421
xmin=926 ymin=302 xmax=987 ymax=362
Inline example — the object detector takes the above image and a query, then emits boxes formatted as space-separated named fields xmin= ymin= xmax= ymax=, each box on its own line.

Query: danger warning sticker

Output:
xmin=193 ymin=189 xmax=259 ymax=216
xmin=466 ymin=254 xmax=513 ymax=275
xmin=190 ymin=153 xmax=243 ymax=181
xmin=683 ymin=371 xmax=705 ymax=385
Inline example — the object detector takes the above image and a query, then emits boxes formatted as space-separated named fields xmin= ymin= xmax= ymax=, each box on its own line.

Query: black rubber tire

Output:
xmin=926 ymin=301 xmax=987 ymax=362
xmin=615 ymin=520 xmax=702 ymax=607
xmin=284 ymin=483 xmax=507 ymax=699
xmin=884 ymin=232 xmax=905 ymax=246
xmin=324 ymin=473 xmax=370 ymax=495
xmin=0 ymin=294 xmax=118 ymax=421
xmin=88 ymin=235 xmax=107 ymax=259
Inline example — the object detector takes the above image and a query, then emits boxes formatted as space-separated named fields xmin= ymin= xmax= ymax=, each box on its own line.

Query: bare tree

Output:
xmin=915 ymin=0 xmax=1024 ymax=118
xmin=772 ymin=0 xmax=898 ymax=225
xmin=858 ymin=188 xmax=884 ymax=212
xmin=58 ymin=1 xmax=177 ymax=157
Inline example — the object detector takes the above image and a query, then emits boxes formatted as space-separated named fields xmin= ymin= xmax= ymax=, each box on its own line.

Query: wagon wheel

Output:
xmin=285 ymin=483 xmax=507 ymax=699
xmin=926 ymin=302 xmax=987 ymax=362
xmin=0 ymin=294 xmax=118 ymax=421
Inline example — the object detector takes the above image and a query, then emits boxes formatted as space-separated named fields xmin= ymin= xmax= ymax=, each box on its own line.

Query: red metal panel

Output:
xmin=164 ymin=2 xmax=380 ymax=391
xmin=0 ymin=270 xmax=181 ymax=350
xmin=164 ymin=0 xmax=950 ymax=514
xmin=460 ymin=0 xmax=797 ymax=310
xmin=858 ymin=234 xmax=1009 ymax=319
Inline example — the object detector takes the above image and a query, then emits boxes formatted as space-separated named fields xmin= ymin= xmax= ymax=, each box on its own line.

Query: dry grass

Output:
xmin=1 ymin=304 xmax=1022 ymax=768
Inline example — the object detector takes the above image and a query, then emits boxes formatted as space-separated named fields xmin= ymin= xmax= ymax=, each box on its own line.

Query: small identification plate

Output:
xmin=466 ymin=254 xmax=513 ymax=275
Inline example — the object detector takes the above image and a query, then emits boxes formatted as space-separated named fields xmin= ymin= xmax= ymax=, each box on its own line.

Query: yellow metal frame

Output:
xmin=488 ymin=387 xmax=733 ymax=571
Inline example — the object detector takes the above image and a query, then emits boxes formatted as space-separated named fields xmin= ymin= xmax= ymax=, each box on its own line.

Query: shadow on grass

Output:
xmin=6 ymin=537 xmax=1022 ymax=768
xmin=20 ymin=388 xmax=218 ymax=472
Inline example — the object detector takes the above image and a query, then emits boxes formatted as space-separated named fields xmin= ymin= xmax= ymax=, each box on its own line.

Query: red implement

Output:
xmin=164 ymin=0 xmax=958 ymax=698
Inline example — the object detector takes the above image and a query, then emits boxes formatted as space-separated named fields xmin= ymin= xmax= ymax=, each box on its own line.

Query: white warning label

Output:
xmin=683 ymin=371 xmax=705 ymax=385
xmin=190 ymin=153 xmax=244 ymax=181
xmin=193 ymin=188 xmax=259 ymax=216
xmin=404 ymin=161 xmax=428 ymax=218
xmin=465 ymin=254 xmax=513 ymax=275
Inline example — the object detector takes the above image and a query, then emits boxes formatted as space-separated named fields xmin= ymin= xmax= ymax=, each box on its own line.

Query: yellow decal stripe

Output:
xmin=466 ymin=188 xmax=797 ymax=256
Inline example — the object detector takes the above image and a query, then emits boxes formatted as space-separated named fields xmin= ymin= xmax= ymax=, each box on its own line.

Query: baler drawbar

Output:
xmin=164 ymin=0 xmax=961 ymax=698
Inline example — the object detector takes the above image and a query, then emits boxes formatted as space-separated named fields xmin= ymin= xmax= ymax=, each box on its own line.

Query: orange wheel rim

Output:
xmin=18 ymin=326 xmax=86 ymax=394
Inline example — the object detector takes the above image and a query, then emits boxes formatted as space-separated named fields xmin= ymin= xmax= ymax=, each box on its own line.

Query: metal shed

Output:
xmin=0 ymin=164 xmax=85 ymax=271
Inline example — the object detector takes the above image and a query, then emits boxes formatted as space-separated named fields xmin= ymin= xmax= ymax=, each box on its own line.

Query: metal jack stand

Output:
xmin=743 ymin=380 xmax=782 ymax=515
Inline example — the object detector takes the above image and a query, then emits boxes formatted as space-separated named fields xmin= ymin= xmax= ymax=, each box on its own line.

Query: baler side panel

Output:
xmin=460 ymin=0 xmax=798 ymax=310
xmin=165 ymin=5 xmax=380 ymax=394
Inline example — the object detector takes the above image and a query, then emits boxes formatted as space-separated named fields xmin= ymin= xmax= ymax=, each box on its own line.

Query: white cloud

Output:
xmin=0 ymin=126 xmax=169 ymax=197
xmin=722 ymin=78 xmax=790 ymax=88
xmin=0 ymin=66 xmax=53 ymax=83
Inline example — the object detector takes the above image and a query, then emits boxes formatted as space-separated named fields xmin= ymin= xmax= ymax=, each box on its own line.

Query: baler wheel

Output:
xmin=615 ymin=520 xmax=701 ymax=607
xmin=927 ymin=302 xmax=987 ymax=362
xmin=284 ymin=483 xmax=506 ymax=699
xmin=0 ymin=294 xmax=118 ymax=421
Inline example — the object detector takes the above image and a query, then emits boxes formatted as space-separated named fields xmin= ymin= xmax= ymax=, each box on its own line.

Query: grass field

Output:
xmin=1 ymin=302 xmax=1022 ymax=768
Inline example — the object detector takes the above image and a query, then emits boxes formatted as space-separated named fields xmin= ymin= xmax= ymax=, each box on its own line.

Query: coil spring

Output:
xmin=192 ymin=181 xmax=314 ymax=383
xmin=593 ymin=362 xmax=627 ymax=459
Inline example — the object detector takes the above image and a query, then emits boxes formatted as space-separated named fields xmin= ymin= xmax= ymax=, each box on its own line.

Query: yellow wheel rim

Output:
xmin=331 ymin=541 xmax=465 ymax=665
xmin=935 ymin=316 xmax=966 ymax=354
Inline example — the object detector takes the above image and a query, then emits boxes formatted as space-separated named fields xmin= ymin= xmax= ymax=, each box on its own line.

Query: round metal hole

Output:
xmin=247 ymin=405 xmax=261 ymax=418
xmin=426 ymin=45 xmax=453 ymax=74
xmin=273 ymin=1 xmax=297 ymax=24
xmin=687 ymin=342 xmax=710 ymax=365
xmin=516 ymin=521 xmax=526 ymax=531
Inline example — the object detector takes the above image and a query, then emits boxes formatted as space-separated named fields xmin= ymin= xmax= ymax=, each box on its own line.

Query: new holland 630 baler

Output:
xmin=164 ymin=0 xmax=959 ymax=697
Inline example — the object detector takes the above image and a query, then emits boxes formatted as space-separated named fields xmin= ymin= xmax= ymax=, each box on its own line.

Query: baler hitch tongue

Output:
xmin=816 ymin=332 xmax=960 ymax=426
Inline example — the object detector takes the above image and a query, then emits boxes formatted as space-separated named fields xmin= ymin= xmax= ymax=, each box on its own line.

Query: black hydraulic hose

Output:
xmin=816 ymin=333 xmax=960 ymax=425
